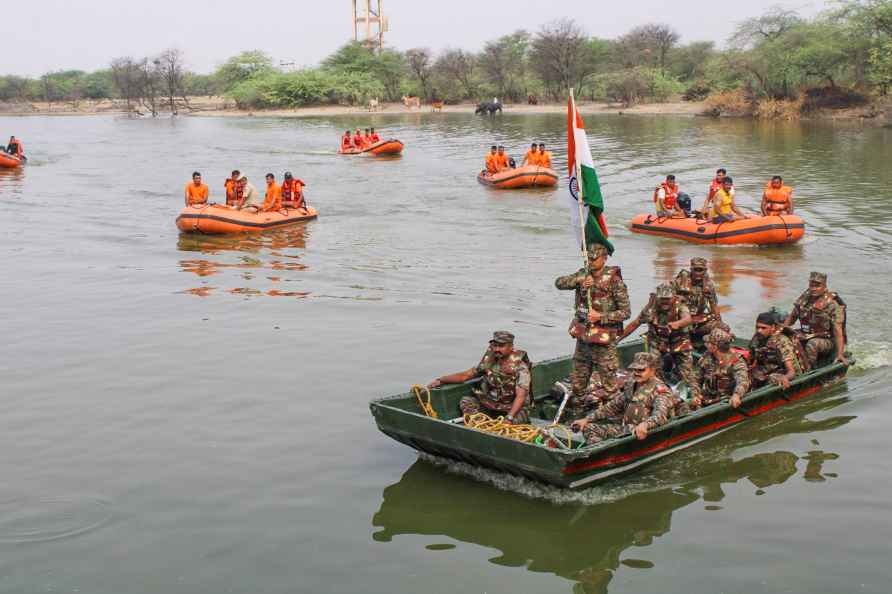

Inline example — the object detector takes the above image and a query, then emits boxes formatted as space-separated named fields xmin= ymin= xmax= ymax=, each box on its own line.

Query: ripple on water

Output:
xmin=849 ymin=340 xmax=892 ymax=371
xmin=0 ymin=495 xmax=113 ymax=543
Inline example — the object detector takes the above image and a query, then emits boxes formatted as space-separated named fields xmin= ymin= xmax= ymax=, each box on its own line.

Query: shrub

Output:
xmin=703 ymin=89 xmax=753 ymax=116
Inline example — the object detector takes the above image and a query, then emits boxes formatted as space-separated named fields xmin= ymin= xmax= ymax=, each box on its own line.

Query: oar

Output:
xmin=552 ymin=382 xmax=571 ymax=425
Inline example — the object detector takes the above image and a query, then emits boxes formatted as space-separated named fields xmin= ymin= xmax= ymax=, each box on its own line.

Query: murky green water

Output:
xmin=1 ymin=112 xmax=890 ymax=593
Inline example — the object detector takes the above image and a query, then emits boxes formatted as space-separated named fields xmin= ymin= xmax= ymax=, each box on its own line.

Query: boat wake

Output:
xmin=418 ymin=453 xmax=661 ymax=505
xmin=849 ymin=340 xmax=892 ymax=370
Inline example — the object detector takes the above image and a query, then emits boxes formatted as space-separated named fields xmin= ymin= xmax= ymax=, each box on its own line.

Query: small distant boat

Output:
xmin=477 ymin=165 xmax=559 ymax=189
xmin=0 ymin=153 xmax=25 ymax=169
xmin=629 ymin=213 xmax=805 ymax=245
xmin=176 ymin=204 xmax=318 ymax=234
xmin=339 ymin=139 xmax=404 ymax=156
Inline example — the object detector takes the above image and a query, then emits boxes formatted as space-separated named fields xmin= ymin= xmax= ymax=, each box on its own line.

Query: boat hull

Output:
xmin=477 ymin=165 xmax=559 ymax=189
xmin=339 ymin=138 xmax=404 ymax=156
xmin=369 ymin=340 xmax=851 ymax=488
xmin=0 ymin=153 xmax=24 ymax=168
xmin=176 ymin=204 xmax=318 ymax=234
xmin=630 ymin=213 xmax=804 ymax=245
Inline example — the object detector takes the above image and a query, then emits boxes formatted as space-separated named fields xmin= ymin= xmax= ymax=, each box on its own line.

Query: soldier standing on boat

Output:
xmin=673 ymin=257 xmax=722 ymax=346
xmin=429 ymin=331 xmax=533 ymax=424
xmin=554 ymin=243 xmax=631 ymax=419
xmin=750 ymin=311 xmax=806 ymax=389
xmin=621 ymin=283 xmax=702 ymax=407
xmin=696 ymin=328 xmax=750 ymax=409
xmin=571 ymin=352 xmax=678 ymax=444
xmin=783 ymin=272 xmax=849 ymax=368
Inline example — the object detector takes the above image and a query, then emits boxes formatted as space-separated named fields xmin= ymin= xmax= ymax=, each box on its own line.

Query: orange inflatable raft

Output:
xmin=477 ymin=165 xmax=559 ymax=189
xmin=176 ymin=204 xmax=318 ymax=234
xmin=339 ymin=138 xmax=404 ymax=156
xmin=0 ymin=153 xmax=25 ymax=169
xmin=629 ymin=212 xmax=805 ymax=245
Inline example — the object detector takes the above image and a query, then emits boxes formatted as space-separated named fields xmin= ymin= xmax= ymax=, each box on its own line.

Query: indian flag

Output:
xmin=567 ymin=93 xmax=613 ymax=255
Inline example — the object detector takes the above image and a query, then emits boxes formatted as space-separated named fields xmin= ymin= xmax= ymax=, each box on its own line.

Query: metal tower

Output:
xmin=352 ymin=0 xmax=387 ymax=51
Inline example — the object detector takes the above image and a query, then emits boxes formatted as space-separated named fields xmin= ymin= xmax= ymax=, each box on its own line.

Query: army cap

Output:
xmin=655 ymin=283 xmax=674 ymax=299
xmin=627 ymin=351 xmax=659 ymax=370
xmin=489 ymin=330 xmax=515 ymax=345
xmin=809 ymin=271 xmax=827 ymax=285
xmin=705 ymin=327 xmax=732 ymax=345
xmin=690 ymin=257 xmax=708 ymax=270
xmin=587 ymin=244 xmax=609 ymax=259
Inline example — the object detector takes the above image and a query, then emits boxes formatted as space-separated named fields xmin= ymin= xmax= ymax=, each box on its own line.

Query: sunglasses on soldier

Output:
xmin=692 ymin=267 xmax=706 ymax=272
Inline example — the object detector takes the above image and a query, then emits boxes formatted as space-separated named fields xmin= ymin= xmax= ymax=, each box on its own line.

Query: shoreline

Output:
xmin=1 ymin=97 xmax=888 ymax=124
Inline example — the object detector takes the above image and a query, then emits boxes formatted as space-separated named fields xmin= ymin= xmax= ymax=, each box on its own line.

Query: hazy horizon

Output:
xmin=6 ymin=0 xmax=824 ymax=77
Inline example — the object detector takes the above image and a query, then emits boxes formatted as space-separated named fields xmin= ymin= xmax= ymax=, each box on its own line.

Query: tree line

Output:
xmin=2 ymin=1 xmax=890 ymax=114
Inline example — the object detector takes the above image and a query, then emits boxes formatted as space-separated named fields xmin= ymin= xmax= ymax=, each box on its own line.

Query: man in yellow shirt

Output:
xmin=184 ymin=171 xmax=209 ymax=206
xmin=709 ymin=177 xmax=747 ymax=223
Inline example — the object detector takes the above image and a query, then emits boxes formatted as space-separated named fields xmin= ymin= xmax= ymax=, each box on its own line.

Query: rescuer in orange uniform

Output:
xmin=280 ymin=172 xmax=306 ymax=209
xmin=484 ymin=145 xmax=499 ymax=174
xmin=522 ymin=143 xmax=540 ymax=166
xmin=184 ymin=171 xmax=209 ymax=206
xmin=537 ymin=143 xmax=552 ymax=168
xmin=761 ymin=175 xmax=794 ymax=215
xmin=224 ymin=169 xmax=241 ymax=206
xmin=262 ymin=173 xmax=282 ymax=212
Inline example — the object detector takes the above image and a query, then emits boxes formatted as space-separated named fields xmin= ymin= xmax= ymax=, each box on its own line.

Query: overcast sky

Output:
xmin=5 ymin=0 xmax=824 ymax=77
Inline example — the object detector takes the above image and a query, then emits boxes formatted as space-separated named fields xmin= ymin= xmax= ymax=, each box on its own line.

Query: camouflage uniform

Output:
xmin=636 ymin=284 xmax=701 ymax=402
xmin=787 ymin=272 xmax=846 ymax=368
xmin=749 ymin=330 xmax=803 ymax=388
xmin=697 ymin=329 xmax=750 ymax=406
xmin=673 ymin=258 xmax=721 ymax=345
xmin=581 ymin=352 xmax=676 ymax=444
xmin=555 ymin=245 xmax=631 ymax=420
xmin=459 ymin=340 xmax=533 ymax=424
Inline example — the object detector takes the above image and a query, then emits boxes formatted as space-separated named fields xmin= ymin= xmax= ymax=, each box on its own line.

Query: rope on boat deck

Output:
xmin=463 ymin=413 xmax=575 ymax=449
xmin=411 ymin=385 xmax=438 ymax=419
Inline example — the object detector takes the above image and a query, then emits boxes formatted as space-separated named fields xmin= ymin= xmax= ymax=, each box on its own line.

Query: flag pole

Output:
xmin=570 ymin=87 xmax=588 ymax=262
xmin=570 ymin=87 xmax=593 ymax=314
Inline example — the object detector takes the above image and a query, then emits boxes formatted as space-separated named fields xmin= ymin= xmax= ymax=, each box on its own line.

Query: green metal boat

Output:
xmin=369 ymin=339 xmax=852 ymax=489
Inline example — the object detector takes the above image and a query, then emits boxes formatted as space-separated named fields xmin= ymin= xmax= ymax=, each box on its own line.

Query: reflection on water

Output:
xmin=372 ymin=392 xmax=853 ymax=593
xmin=176 ymin=223 xmax=312 ymax=297
xmin=0 ymin=166 xmax=25 ymax=194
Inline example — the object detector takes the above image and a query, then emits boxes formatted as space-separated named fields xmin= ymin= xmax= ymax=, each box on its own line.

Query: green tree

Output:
xmin=214 ymin=50 xmax=274 ymax=92
xmin=477 ymin=30 xmax=529 ymax=101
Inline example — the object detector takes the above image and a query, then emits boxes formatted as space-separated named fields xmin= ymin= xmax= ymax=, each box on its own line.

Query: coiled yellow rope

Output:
xmin=463 ymin=412 xmax=541 ymax=442
xmin=411 ymin=384 xmax=438 ymax=419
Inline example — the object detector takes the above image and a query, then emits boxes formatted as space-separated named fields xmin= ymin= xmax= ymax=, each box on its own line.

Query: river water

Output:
xmin=1 ymin=112 xmax=890 ymax=594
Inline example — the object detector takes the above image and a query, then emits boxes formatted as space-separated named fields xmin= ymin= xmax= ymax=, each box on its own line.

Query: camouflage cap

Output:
xmin=705 ymin=327 xmax=732 ymax=345
xmin=690 ymin=257 xmax=708 ymax=269
xmin=489 ymin=330 xmax=515 ymax=345
xmin=627 ymin=351 xmax=660 ymax=370
xmin=655 ymin=283 xmax=674 ymax=299
xmin=810 ymin=271 xmax=827 ymax=285
xmin=587 ymin=244 xmax=609 ymax=259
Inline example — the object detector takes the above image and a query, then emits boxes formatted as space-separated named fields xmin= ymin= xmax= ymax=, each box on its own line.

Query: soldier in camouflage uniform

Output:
xmin=749 ymin=311 xmax=804 ymax=390
xmin=429 ymin=331 xmax=533 ymax=424
xmin=783 ymin=271 xmax=849 ymax=368
xmin=696 ymin=327 xmax=750 ymax=409
xmin=554 ymin=243 xmax=631 ymax=420
xmin=622 ymin=283 xmax=701 ymax=404
xmin=571 ymin=352 xmax=679 ymax=444
xmin=672 ymin=257 xmax=722 ymax=347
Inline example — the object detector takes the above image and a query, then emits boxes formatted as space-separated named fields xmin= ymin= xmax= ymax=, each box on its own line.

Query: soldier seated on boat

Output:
xmin=429 ymin=331 xmax=533 ymax=425
xmin=621 ymin=283 xmax=702 ymax=405
xmin=672 ymin=257 xmax=722 ymax=347
xmin=571 ymin=352 xmax=680 ymax=444
xmin=750 ymin=311 xmax=806 ymax=390
xmin=697 ymin=328 xmax=750 ymax=409
xmin=783 ymin=272 xmax=849 ymax=368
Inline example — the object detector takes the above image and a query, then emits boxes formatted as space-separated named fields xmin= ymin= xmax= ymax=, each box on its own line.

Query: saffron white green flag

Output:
xmin=567 ymin=93 xmax=613 ymax=254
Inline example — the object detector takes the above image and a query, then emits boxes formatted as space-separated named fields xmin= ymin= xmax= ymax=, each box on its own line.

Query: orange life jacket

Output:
xmin=708 ymin=178 xmax=723 ymax=200
xmin=341 ymin=135 xmax=353 ymax=150
xmin=185 ymin=182 xmax=209 ymax=206
xmin=370 ymin=133 xmax=380 ymax=143
xmin=485 ymin=153 xmax=499 ymax=174
xmin=363 ymin=134 xmax=373 ymax=146
xmin=764 ymin=184 xmax=792 ymax=213
xmin=495 ymin=153 xmax=509 ymax=169
xmin=225 ymin=179 xmax=239 ymax=205
xmin=524 ymin=149 xmax=539 ymax=166
xmin=281 ymin=178 xmax=305 ymax=207
xmin=353 ymin=133 xmax=364 ymax=148
xmin=7 ymin=137 xmax=23 ymax=157
xmin=538 ymin=151 xmax=552 ymax=168
xmin=653 ymin=182 xmax=678 ymax=209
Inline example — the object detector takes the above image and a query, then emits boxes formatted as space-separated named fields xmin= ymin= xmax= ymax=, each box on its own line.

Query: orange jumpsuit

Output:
xmin=262 ymin=183 xmax=282 ymax=212
xmin=224 ymin=178 xmax=239 ymax=206
xmin=185 ymin=182 xmax=209 ymax=206
xmin=495 ymin=153 xmax=509 ymax=170
xmin=524 ymin=149 xmax=540 ymax=166
xmin=538 ymin=150 xmax=552 ymax=168
xmin=341 ymin=135 xmax=353 ymax=151
xmin=281 ymin=178 xmax=305 ymax=208
xmin=353 ymin=133 xmax=364 ymax=149
xmin=485 ymin=153 xmax=499 ymax=174
xmin=370 ymin=133 xmax=380 ymax=143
